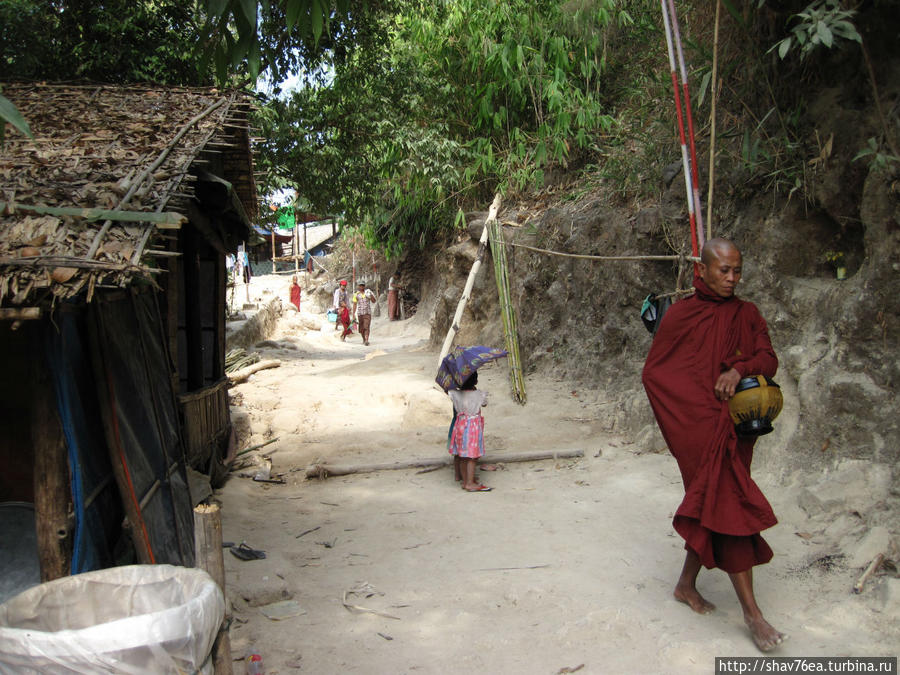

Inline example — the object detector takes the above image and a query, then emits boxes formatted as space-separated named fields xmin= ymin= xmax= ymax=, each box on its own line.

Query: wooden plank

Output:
xmin=0 ymin=307 xmax=41 ymax=321
xmin=31 ymin=351 xmax=71 ymax=582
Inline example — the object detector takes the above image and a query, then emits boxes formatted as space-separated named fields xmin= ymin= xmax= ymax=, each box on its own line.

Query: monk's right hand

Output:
xmin=714 ymin=368 xmax=742 ymax=400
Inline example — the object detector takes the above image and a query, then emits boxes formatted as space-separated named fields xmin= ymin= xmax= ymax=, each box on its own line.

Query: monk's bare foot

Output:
xmin=673 ymin=585 xmax=716 ymax=614
xmin=745 ymin=615 xmax=786 ymax=652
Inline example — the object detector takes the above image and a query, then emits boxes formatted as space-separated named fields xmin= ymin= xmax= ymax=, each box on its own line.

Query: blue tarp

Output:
xmin=46 ymin=310 xmax=122 ymax=573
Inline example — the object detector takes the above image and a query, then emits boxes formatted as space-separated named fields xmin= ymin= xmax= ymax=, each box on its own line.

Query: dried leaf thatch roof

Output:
xmin=0 ymin=82 xmax=257 ymax=308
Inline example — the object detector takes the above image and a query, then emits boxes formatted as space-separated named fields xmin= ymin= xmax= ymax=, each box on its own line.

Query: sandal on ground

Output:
xmin=230 ymin=542 xmax=266 ymax=560
xmin=464 ymin=485 xmax=492 ymax=492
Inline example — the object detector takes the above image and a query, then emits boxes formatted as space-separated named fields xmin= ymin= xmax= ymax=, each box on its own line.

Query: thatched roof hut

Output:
xmin=0 ymin=82 xmax=258 ymax=596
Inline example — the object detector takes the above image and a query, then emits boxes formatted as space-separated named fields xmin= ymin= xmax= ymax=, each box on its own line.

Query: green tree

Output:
xmin=255 ymin=0 xmax=638 ymax=254
xmin=0 ymin=0 xmax=209 ymax=84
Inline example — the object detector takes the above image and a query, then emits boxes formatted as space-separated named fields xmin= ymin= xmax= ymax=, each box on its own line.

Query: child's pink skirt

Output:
xmin=448 ymin=413 xmax=484 ymax=459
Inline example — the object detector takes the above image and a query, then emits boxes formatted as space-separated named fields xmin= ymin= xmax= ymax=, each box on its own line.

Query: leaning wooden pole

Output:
xmin=437 ymin=193 xmax=502 ymax=367
xmin=194 ymin=504 xmax=233 ymax=675
xmin=488 ymin=219 xmax=526 ymax=404
xmin=706 ymin=0 xmax=721 ymax=238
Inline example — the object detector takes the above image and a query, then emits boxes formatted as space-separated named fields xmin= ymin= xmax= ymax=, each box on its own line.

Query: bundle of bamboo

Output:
xmin=488 ymin=219 xmax=526 ymax=404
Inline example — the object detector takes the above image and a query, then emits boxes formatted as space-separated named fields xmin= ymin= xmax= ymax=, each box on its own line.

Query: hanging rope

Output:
xmin=504 ymin=241 xmax=699 ymax=263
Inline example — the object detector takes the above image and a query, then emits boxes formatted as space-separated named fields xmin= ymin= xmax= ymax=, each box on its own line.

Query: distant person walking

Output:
xmin=352 ymin=282 xmax=377 ymax=346
xmin=240 ymin=249 xmax=251 ymax=283
xmin=289 ymin=275 xmax=301 ymax=311
xmin=338 ymin=300 xmax=353 ymax=341
xmin=333 ymin=280 xmax=350 ymax=331
xmin=387 ymin=272 xmax=403 ymax=321
xmin=448 ymin=372 xmax=491 ymax=492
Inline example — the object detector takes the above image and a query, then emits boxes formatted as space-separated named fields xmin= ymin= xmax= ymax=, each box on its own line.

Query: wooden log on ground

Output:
xmin=194 ymin=504 xmax=233 ymax=675
xmin=227 ymin=359 xmax=280 ymax=385
xmin=305 ymin=448 xmax=584 ymax=479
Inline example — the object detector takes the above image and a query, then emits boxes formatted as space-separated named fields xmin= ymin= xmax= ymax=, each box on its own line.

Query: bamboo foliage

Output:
xmin=488 ymin=219 xmax=526 ymax=404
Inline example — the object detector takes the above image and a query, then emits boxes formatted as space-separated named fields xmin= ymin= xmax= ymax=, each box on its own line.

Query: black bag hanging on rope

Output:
xmin=641 ymin=293 xmax=673 ymax=336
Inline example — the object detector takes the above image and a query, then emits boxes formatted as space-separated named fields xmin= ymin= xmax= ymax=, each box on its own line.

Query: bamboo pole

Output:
xmin=437 ymin=193 xmax=502 ymax=367
xmin=86 ymin=96 xmax=230 ymax=259
xmin=666 ymin=0 xmax=705 ymax=249
xmin=660 ymin=0 xmax=701 ymax=257
xmin=488 ymin=219 xmax=526 ymax=404
xmin=193 ymin=504 xmax=233 ymax=675
xmin=706 ymin=0 xmax=721 ymax=238
xmin=305 ymin=448 xmax=584 ymax=479
xmin=0 ymin=202 xmax=187 ymax=228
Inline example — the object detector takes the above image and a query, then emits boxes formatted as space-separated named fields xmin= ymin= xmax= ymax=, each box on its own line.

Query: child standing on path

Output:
xmin=448 ymin=372 xmax=491 ymax=492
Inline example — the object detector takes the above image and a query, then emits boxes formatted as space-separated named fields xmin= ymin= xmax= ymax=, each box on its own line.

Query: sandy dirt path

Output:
xmin=219 ymin=276 xmax=897 ymax=674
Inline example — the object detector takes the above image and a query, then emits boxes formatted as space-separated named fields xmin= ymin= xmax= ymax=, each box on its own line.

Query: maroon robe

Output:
xmin=642 ymin=275 xmax=778 ymax=573
xmin=290 ymin=283 xmax=301 ymax=311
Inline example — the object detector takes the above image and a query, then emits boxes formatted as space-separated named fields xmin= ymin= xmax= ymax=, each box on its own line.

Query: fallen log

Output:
xmin=305 ymin=448 xmax=584 ymax=479
xmin=227 ymin=359 xmax=280 ymax=385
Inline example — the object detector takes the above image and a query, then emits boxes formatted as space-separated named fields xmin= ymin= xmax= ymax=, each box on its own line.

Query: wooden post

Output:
xmin=184 ymin=227 xmax=204 ymax=390
xmin=270 ymin=229 xmax=276 ymax=274
xmin=194 ymin=504 xmax=233 ymax=675
xmin=32 ymin=353 xmax=71 ymax=582
xmin=437 ymin=193 xmax=502 ymax=367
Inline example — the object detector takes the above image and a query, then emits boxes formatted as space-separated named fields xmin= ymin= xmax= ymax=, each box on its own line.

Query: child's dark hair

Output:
xmin=460 ymin=372 xmax=478 ymax=390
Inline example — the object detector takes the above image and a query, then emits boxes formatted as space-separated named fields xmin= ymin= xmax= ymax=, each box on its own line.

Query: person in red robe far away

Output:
xmin=642 ymin=237 xmax=786 ymax=652
xmin=289 ymin=275 xmax=301 ymax=311
xmin=338 ymin=300 xmax=352 ymax=341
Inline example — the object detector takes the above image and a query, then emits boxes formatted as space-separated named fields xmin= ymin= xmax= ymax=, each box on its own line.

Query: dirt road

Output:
xmin=219 ymin=277 xmax=897 ymax=674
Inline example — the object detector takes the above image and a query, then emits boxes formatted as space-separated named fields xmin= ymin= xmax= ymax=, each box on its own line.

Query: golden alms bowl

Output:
xmin=728 ymin=375 xmax=783 ymax=437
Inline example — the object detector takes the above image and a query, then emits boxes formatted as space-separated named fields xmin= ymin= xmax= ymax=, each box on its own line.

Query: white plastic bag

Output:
xmin=0 ymin=564 xmax=224 ymax=674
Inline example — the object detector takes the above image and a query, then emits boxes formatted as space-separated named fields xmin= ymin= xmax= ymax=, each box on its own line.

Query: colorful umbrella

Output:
xmin=435 ymin=345 xmax=508 ymax=392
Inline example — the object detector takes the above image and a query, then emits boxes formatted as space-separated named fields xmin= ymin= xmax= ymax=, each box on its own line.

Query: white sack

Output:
xmin=0 ymin=564 xmax=224 ymax=674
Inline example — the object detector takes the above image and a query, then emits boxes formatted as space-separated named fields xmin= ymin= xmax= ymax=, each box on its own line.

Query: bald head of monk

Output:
xmin=699 ymin=238 xmax=742 ymax=298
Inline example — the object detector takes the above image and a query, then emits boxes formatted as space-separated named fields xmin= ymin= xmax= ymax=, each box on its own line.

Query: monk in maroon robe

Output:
xmin=642 ymin=238 xmax=786 ymax=652
xmin=289 ymin=275 xmax=301 ymax=311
